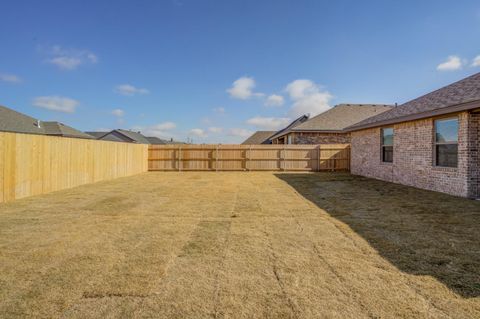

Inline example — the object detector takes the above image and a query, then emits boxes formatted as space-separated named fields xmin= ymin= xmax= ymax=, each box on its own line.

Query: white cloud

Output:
xmin=0 ymin=73 xmax=21 ymax=83
xmin=229 ymin=128 xmax=254 ymax=138
xmin=33 ymin=96 xmax=79 ymax=113
xmin=437 ymin=55 xmax=463 ymax=71
xmin=285 ymin=79 xmax=332 ymax=117
xmin=472 ymin=55 xmax=480 ymax=67
xmin=246 ymin=116 xmax=290 ymax=130
xmin=265 ymin=94 xmax=284 ymax=107
xmin=49 ymin=57 xmax=82 ymax=70
xmin=189 ymin=128 xmax=207 ymax=138
xmin=111 ymin=108 xmax=125 ymax=117
xmin=115 ymin=84 xmax=150 ymax=96
xmin=213 ymin=107 xmax=226 ymax=114
xmin=208 ymin=127 xmax=223 ymax=133
xmin=134 ymin=122 xmax=177 ymax=139
xmin=153 ymin=122 xmax=176 ymax=130
xmin=227 ymin=76 xmax=264 ymax=99
xmin=45 ymin=45 xmax=98 ymax=70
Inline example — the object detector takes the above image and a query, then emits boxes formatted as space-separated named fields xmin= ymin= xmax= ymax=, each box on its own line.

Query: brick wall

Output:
xmin=293 ymin=132 xmax=350 ymax=144
xmin=351 ymin=112 xmax=479 ymax=198
xmin=468 ymin=113 xmax=480 ymax=198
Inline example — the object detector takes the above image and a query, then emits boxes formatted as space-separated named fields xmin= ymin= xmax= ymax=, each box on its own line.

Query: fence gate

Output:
xmin=148 ymin=144 xmax=350 ymax=172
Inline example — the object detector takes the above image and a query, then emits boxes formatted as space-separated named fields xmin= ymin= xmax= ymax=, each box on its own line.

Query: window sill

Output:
xmin=380 ymin=161 xmax=393 ymax=165
xmin=432 ymin=166 xmax=458 ymax=172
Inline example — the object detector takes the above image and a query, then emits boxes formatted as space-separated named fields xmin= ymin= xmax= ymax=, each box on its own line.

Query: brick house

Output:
xmin=346 ymin=73 xmax=480 ymax=199
xmin=270 ymin=104 xmax=392 ymax=144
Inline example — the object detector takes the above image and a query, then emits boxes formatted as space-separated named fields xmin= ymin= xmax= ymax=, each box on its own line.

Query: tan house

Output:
xmin=270 ymin=104 xmax=392 ymax=144
xmin=346 ymin=72 xmax=480 ymax=199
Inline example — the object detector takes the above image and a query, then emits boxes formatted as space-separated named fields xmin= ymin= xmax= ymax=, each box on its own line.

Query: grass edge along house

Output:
xmin=346 ymin=72 xmax=480 ymax=199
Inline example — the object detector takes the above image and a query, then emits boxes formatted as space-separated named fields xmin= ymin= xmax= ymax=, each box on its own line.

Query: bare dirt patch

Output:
xmin=0 ymin=172 xmax=479 ymax=318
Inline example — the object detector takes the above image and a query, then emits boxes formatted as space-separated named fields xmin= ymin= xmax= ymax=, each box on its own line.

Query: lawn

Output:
xmin=0 ymin=172 xmax=479 ymax=318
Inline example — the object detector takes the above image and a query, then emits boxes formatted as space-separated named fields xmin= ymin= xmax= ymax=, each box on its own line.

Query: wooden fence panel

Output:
xmin=149 ymin=144 xmax=350 ymax=172
xmin=0 ymin=132 xmax=149 ymax=203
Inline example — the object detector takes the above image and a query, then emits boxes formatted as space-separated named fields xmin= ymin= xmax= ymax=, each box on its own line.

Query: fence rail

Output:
xmin=148 ymin=144 xmax=350 ymax=172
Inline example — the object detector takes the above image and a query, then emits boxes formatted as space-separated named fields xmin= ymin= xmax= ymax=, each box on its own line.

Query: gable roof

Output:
xmin=85 ymin=131 xmax=109 ymax=138
xmin=241 ymin=131 xmax=276 ymax=144
xmin=269 ymin=115 xmax=309 ymax=140
xmin=115 ymin=129 xmax=151 ymax=144
xmin=146 ymin=136 xmax=167 ymax=144
xmin=347 ymin=72 xmax=480 ymax=131
xmin=43 ymin=122 xmax=94 ymax=139
xmin=0 ymin=105 xmax=44 ymax=135
xmin=292 ymin=104 xmax=392 ymax=132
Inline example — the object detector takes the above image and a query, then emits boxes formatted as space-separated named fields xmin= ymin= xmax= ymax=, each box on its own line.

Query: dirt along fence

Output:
xmin=0 ymin=132 xmax=148 ymax=203
xmin=148 ymin=144 xmax=350 ymax=172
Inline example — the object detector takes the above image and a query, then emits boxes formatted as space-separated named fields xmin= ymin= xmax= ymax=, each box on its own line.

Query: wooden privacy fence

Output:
xmin=148 ymin=144 xmax=350 ymax=172
xmin=0 ymin=132 xmax=148 ymax=203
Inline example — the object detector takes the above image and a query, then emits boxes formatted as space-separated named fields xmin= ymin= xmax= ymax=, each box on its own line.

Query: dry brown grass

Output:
xmin=0 ymin=172 xmax=479 ymax=318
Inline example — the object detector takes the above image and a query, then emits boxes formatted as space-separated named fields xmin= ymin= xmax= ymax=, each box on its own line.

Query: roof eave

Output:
xmin=290 ymin=129 xmax=346 ymax=133
xmin=269 ymin=130 xmax=291 ymax=140
xmin=345 ymin=100 xmax=480 ymax=132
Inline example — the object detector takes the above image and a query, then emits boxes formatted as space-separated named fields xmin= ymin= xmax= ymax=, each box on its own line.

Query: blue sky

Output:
xmin=1 ymin=0 xmax=479 ymax=143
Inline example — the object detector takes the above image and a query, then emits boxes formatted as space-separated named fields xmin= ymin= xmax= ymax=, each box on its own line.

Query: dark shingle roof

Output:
xmin=241 ymin=131 xmax=276 ymax=144
xmin=293 ymin=104 xmax=392 ymax=131
xmin=0 ymin=105 xmax=44 ymax=135
xmin=146 ymin=136 xmax=167 ymax=144
xmin=85 ymin=131 xmax=109 ymax=138
xmin=116 ymin=129 xmax=151 ymax=144
xmin=269 ymin=115 xmax=309 ymax=140
xmin=347 ymin=72 xmax=480 ymax=130
xmin=43 ymin=122 xmax=94 ymax=139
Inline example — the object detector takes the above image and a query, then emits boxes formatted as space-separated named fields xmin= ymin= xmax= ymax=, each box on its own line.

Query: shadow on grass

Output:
xmin=275 ymin=172 xmax=480 ymax=298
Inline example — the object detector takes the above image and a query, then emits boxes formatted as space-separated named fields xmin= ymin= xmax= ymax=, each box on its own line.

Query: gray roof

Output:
xmin=270 ymin=115 xmax=309 ymax=140
xmin=241 ymin=131 xmax=276 ymax=144
xmin=292 ymin=104 xmax=393 ymax=132
xmin=85 ymin=131 xmax=109 ymax=138
xmin=347 ymin=72 xmax=480 ymax=130
xmin=43 ymin=122 xmax=94 ymax=139
xmin=0 ymin=105 xmax=44 ymax=135
xmin=85 ymin=129 xmax=151 ymax=143
xmin=116 ymin=129 xmax=151 ymax=144
xmin=146 ymin=136 xmax=167 ymax=145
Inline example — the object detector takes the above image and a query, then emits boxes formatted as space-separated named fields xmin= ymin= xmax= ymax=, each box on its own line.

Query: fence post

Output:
xmin=215 ymin=144 xmax=218 ymax=172
xmin=317 ymin=145 xmax=320 ymax=172
xmin=178 ymin=146 xmax=182 ymax=172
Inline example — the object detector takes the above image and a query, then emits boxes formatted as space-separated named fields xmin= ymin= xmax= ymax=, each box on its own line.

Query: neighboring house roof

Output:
xmin=43 ymin=121 xmax=94 ymax=139
xmin=146 ymin=136 xmax=167 ymax=144
xmin=0 ymin=105 xmax=93 ymax=139
xmin=85 ymin=131 xmax=109 ymax=138
xmin=166 ymin=140 xmax=187 ymax=145
xmin=0 ymin=105 xmax=44 ymax=135
xmin=116 ymin=129 xmax=151 ymax=144
xmin=88 ymin=129 xmax=152 ymax=144
xmin=241 ymin=131 xmax=276 ymax=144
xmin=347 ymin=72 xmax=480 ymax=131
xmin=292 ymin=104 xmax=393 ymax=132
xmin=270 ymin=115 xmax=309 ymax=140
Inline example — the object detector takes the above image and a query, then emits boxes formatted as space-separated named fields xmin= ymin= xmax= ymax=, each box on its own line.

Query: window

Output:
xmin=435 ymin=118 xmax=458 ymax=167
xmin=287 ymin=135 xmax=292 ymax=144
xmin=381 ymin=127 xmax=393 ymax=163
